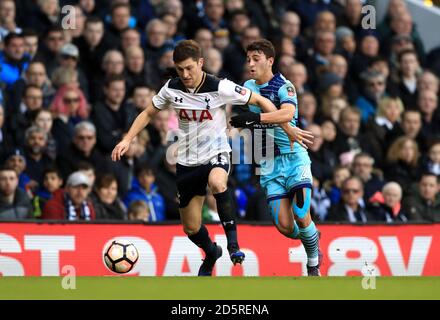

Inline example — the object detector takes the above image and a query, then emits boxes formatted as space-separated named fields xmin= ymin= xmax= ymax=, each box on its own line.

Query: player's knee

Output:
xmin=183 ymin=224 xmax=201 ymax=236
xmin=276 ymin=223 xmax=292 ymax=237
xmin=209 ymin=180 xmax=227 ymax=194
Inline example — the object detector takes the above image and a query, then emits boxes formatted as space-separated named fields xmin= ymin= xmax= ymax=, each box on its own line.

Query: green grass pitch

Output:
xmin=1 ymin=277 xmax=439 ymax=300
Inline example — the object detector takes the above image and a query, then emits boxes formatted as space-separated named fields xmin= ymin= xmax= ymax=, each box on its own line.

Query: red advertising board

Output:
xmin=0 ymin=223 xmax=438 ymax=276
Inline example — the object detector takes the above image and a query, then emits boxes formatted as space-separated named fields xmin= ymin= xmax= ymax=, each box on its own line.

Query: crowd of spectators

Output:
xmin=0 ymin=0 xmax=439 ymax=223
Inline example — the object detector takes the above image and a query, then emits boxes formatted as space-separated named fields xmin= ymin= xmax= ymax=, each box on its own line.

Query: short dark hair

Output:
xmin=104 ymin=74 xmax=126 ymax=87
xmin=95 ymin=174 xmax=117 ymax=190
xmin=135 ymin=162 xmax=154 ymax=178
xmin=173 ymin=40 xmax=202 ymax=63
xmin=76 ymin=161 xmax=95 ymax=172
xmin=420 ymin=172 xmax=439 ymax=184
xmin=398 ymin=49 xmax=418 ymax=63
xmin=111 ymin=2 xmax=130 ymax=15
xmin=45 ymin=25 xmax=64 ymax=38
xmin=21 ymin=29 xmax=39 ymax=38
xmin=24 ymin=84 xmax=42 ymax=96
xmin=246 ymin=39 xmax=275 ymax=59
xmin=43 ymin=166 xmax=62 ymax=180
xmin=4 ymin=32 xmax=24 ymax=46
xmin=85 ymin=16 xmax=103 ymax=27
xmin=0 ymin=164 xmax=18 ymax=176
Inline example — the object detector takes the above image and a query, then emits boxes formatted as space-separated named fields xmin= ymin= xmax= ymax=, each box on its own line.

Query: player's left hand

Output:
xmin=229 ymin=112 xmax=261 ymax=128
xmin=284 ymin=126 xmax=314 ymax=150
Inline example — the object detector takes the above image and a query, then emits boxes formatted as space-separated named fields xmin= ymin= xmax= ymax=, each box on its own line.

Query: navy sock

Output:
xmin=214 ymin=190 xmax=238 ymax=251
xmin=188 ymin=225 xmax=215 ymax=255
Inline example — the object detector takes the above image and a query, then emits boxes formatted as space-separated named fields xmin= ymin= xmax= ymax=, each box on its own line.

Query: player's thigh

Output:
xmin=268 ymin=197 xmax=295 ymax=235
xmin=179 ymin=195 xmax=205 ymax=235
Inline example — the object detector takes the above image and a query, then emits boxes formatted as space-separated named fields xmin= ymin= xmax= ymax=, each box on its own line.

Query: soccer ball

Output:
xmin=103 ymin=240 xmax=139 ymax=274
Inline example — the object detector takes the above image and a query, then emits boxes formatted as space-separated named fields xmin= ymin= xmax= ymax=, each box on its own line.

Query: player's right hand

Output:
xmin=111 ymin=139 xmax=131 ymax=161
xmin=285 ymin=126 xmax=314 ymax=150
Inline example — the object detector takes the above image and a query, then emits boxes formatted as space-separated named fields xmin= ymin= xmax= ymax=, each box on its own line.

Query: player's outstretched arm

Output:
xmin=229 ymin=92 xmax=293 ymax=128
xmin=111 ymin=104 xmax=159 ymax=161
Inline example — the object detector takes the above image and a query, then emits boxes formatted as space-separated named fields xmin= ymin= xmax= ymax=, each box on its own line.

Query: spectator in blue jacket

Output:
xmin=124 ymin=163 xmax=166 ymax=222
xmin=0 ymin=33 xmax=30 ymax=89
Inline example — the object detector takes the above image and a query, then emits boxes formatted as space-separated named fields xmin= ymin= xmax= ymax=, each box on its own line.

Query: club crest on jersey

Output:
xmin=269 ymin=92 xmax=275 ymax=101
xmin=287 ymin=86 xmax=295 ymax=97
xmin=178 ymin=109 xmax=213 ymax=122
xmin=235 ymin=85 xmax=247 ymax=96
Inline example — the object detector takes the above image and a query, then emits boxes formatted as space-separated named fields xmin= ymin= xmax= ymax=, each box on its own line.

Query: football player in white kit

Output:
xmin=112 ymin=40 xmax=308 ymax=276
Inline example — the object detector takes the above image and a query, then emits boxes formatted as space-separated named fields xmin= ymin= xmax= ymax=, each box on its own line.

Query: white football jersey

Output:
xmin=152 ymin=73 xmax=252 ymax=166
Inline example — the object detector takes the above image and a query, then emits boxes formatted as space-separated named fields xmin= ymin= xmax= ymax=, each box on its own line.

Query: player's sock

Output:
xmin=299 ymin=221 xmax=320 ymax=267
xmin=188 ymin=224 xmax=215 ymax=255
xmin=214 ymin=190 xmax=238 ymax=251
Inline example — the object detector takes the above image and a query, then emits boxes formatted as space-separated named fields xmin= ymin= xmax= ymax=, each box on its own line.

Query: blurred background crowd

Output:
xmin=0 ymin=0 xmax=439 ymax=223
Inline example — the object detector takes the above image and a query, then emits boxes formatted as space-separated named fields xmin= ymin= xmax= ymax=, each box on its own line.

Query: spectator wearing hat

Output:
xmin=0 ymin=33 xmax=30 ymax=89
xmin=42 ymin=171 xmax=96 ymax=221
xmin=0 ymin=165 xmax=33 ymax=220
xmin=213 ymin=28 xmax=230 ymax=52
xmin=4 ymin=148 xmax=33 ymax=194
xmin=56 ymin=43 xmax=89 ymax=98
xmin=355 ymin=70 xmax=387 ymax=123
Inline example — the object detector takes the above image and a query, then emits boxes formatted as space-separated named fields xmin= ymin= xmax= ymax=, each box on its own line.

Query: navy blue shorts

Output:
xmin=176 ymin=153 xmax=230 ymax=208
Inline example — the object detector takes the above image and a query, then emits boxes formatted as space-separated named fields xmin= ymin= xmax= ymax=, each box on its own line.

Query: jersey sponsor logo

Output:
xmin=287 ymin=86 xmax=295 ymax=97
xmin=235 ymin=85 xmax=247 ymax=96
xmin=178 ymin=109 xmax=213 ymax=122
